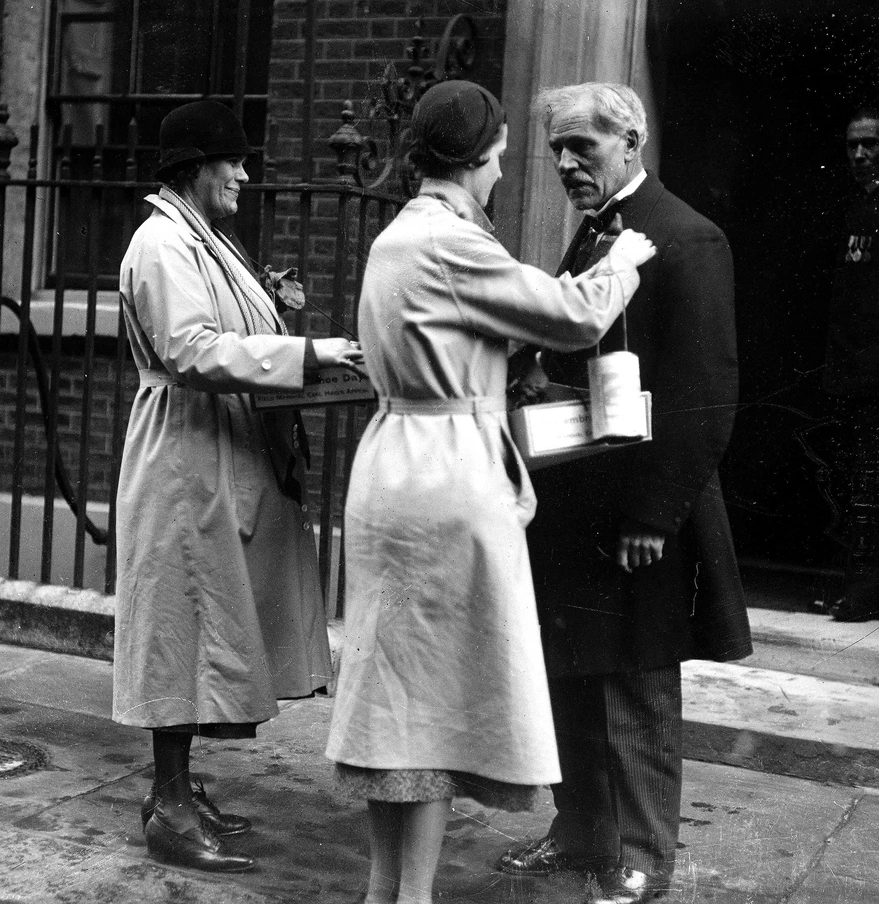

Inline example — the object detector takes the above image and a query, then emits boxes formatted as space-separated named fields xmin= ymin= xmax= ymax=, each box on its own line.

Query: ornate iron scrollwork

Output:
xmin=330 ymin=15 xmax=480 ymax=194
xmin=434 ymin=14 xmax=479 ymax=82
xmin=0 ymin=105 xmax=19 ymax=182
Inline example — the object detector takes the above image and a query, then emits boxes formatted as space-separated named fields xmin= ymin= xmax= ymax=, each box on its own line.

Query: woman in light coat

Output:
xmin=325 ymin=80 xmax=655 ymax=904
xmin=113 ymin=100 xmax=363 ymax=873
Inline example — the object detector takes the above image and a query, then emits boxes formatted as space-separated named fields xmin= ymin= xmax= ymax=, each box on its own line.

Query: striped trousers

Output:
xmin=547 ymin=665 xmax=682 ymax=877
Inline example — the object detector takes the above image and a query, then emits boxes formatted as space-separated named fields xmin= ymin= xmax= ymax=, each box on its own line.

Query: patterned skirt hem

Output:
xmin=334 ymin=763 xmax=541 ymax=812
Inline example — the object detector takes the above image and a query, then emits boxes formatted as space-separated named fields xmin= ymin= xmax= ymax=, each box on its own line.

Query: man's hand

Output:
xmin=616 ymin=517 xmax=666 ymax=572
xmin=507 ymin=349 xmax=549 ymax=408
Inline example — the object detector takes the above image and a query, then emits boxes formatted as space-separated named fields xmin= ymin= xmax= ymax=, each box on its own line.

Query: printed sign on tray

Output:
xmin=508 ymin=388 xmax=652 ymax=471
xmin=253 ymin=366 xmax=374 ymax=409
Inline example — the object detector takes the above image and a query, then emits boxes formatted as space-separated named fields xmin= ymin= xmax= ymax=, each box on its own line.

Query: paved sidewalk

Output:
xmin=1 ymin=642 xmax=878 ymax=903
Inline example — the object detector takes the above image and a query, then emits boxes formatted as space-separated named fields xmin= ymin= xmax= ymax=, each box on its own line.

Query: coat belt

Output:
xmin=377 ymin=396 xmax=507 ymax=416
xmin=139 ymin=369 xmax=181 ymax=387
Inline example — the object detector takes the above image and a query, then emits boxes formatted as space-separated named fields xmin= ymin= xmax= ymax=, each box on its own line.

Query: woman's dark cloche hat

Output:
xmin=411 ymin=80 xmax=505 ymax=166
xmin=155 ymin=100 xmax=253 ymax=180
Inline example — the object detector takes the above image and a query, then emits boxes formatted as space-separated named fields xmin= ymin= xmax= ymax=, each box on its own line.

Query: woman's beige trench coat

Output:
xmin=113 ymin=195 xmax=332 ymax=729
xmin=326 ymin=180 xmax=639 ymax=786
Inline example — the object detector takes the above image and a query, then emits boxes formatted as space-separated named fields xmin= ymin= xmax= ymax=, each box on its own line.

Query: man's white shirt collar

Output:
xmin=590 ymin=168 xmax=647 ymax=217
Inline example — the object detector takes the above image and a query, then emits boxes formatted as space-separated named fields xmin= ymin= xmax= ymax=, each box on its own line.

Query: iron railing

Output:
xmin=0 ymin=13 xmax=481 ymax=616
xmin=0 ymin=111 xmax=405 ymax=615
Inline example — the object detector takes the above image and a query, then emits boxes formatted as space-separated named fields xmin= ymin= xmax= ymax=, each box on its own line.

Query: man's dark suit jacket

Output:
xmin=528 ymin=171 xmax=752 ymax=676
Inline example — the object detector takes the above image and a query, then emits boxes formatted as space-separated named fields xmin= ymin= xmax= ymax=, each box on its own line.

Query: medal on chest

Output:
xmin=846 ymin=234 xmax=874 ymax=263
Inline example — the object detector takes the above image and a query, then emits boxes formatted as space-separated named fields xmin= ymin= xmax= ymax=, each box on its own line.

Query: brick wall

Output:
xmin=268 ymin=1 xmax=507 ymax=187
xmin=265 ymin=0 xmax=508 ymax=293
xmin=263 ymin=0 xmax=509 ymax=517
xmin=0 ymin=1 xmax=509 ymax=565
xmin=0 ymin=342 xmax=138 ymax=504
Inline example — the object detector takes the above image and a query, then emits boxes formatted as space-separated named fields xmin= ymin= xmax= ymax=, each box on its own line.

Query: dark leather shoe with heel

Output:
xmin=141 ymin=778 xmax=251 ymax=836
xmin=496 ymin=835 xmax=606 ymax=876
xmin=592 ymin=865 xmax=670 ymax=904
xmin=145 ymin=812 xmax=255 ymax=873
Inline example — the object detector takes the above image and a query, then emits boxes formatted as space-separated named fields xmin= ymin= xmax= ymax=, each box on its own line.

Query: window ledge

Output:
xmin=0 ymin=291 xmax=121 ymax=338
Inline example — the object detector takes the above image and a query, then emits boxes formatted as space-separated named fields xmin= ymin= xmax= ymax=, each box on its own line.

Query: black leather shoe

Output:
xmin=145 ymin=813 xmax=255 ymax=872
xmin=141 ymin=779 xmax=252 ymax=836
xmin=191 ymin=778 xmax=252 ymax=835
xmin=829 ymin=597 xmax=879 ymax=623
xmin=496 ymin=835 xmax=604 ymax=876
xmin=591 ymin=866 xmax=670 ymax=904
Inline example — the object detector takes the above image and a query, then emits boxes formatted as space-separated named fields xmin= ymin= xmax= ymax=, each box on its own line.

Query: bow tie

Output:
xmin=585 ymin=202 xmax=626 ymax=236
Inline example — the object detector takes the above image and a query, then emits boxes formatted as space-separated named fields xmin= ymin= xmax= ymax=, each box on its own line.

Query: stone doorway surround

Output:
xmin=495 ymin=0 xmax=662 ymax=272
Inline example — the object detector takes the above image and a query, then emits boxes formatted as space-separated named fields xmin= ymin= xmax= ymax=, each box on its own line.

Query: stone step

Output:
xmin=682 ymin=658 xmax=879 ymax=787
xmin=4 ymin=574 xmax=879 ymax=790
xmin=746 ymin=605 xmax=879 ymax=686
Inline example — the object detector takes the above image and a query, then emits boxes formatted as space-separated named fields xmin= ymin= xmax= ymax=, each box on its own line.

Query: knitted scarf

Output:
xmin=158 ymin=185 xmax=282 ymax=337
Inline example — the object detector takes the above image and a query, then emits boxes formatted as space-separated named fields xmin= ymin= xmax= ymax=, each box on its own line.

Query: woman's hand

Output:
xmin=313 ymin=338 xmax=366 ymax=374
xmin=608 ymin=229 xmax=656 ymax=269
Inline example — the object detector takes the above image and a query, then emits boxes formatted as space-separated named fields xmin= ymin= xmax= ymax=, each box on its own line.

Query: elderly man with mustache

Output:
xmin=497 ymin=82 xmax=751 ymax=904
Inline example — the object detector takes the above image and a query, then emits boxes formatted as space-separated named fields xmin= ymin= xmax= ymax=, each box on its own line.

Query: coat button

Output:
xmin=301 ymin=504 xmax=308 ymax=513
xmin=302 ymin=521 xmax=311 ymax=531
xmin=261 ymin=359 xmax=272 ymax=371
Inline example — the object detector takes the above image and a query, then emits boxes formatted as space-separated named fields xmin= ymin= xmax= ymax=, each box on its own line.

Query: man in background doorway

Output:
xmin=497 ymin=82 xmax=751 ymax=904
xmin=823 ymin=108 xmax=879 ymax=623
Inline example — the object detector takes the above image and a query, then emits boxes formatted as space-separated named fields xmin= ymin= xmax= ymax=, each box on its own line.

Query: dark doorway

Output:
xmin=655 ymin=0 xmax=879 ymax=567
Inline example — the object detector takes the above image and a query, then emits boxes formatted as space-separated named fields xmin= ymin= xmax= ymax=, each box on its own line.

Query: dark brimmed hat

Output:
xmin=411 ymin=80 xmax=505 ymax=166
xmin=155 ymin=100 xmax=253 ymax=180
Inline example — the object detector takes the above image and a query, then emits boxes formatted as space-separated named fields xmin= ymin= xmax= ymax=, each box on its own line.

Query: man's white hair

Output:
xmin=532 ymin=82 xmax=649 ymax=149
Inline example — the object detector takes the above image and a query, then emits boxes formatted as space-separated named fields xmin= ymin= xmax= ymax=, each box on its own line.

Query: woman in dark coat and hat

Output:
xmin=113 ymin=100 xmax=363 ymax=872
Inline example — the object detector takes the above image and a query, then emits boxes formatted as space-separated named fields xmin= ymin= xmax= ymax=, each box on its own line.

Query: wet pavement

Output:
xmin=1 ymin=628 xmax=879 ymax=904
